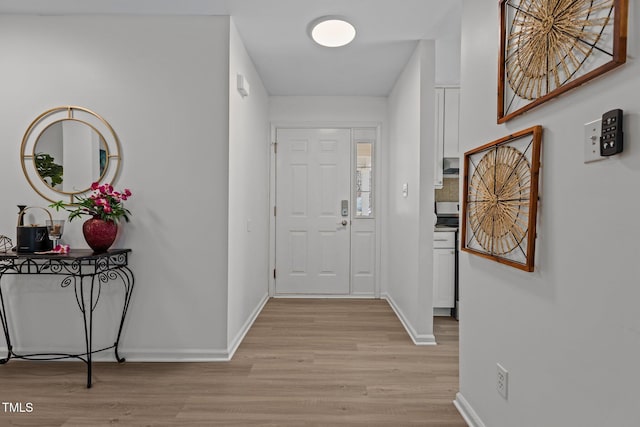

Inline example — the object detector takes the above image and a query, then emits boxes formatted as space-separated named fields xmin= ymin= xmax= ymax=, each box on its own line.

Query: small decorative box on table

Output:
xmin=0 ymin=249 xmax=134 ymax=388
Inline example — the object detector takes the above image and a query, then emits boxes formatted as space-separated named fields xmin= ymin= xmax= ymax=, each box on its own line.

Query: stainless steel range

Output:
xmin=435 ymin=202 xmax=459 ymax=228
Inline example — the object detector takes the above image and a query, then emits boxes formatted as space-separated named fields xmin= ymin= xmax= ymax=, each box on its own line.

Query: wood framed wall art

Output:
xmin=461 ymin=126 xmax=542 ymax=272
xmin=498 ymin=0 xmax=628 ymax=123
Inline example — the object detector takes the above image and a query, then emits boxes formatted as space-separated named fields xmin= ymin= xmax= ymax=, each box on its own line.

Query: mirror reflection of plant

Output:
xmin=35 ymin=152 xmax=63 ymax=187
xmin=50 ymin=182 xmax=132 ymax=223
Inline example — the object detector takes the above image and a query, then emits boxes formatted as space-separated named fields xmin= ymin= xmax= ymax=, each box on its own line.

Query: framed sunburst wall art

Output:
xmin=461 ymin=126 xmax=542 ymax=272
xmin=498 ymin=0 xmax=628 ymax=123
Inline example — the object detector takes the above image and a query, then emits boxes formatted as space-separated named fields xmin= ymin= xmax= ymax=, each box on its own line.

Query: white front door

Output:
xmin=275 ymin=128 xmax=351 ymax=295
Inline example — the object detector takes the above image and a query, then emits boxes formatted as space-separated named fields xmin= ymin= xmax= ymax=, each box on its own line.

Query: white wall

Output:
xmin=385 ymin=41 xmax=436 ymax=343
xmin=0 ymin=15 xmax=232 ymax=360
xmin=269 ymin=96 xmax=387 ymax=125
xmin=434 ymin=0 xmax=461 ymax=85
xmin=435 ymin=37 xmax=461 ymax=85
xmin=227 ymin=18 xmax=270 ymax=353
xmin=457 ymin=1 xmax=640 ymax=426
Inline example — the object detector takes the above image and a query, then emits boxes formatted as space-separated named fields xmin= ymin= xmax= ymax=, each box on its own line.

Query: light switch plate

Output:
xmin=402 ymin=183 xmax=408 ymax=198
xmin=584 ymin=119 xmax=605 ymax=163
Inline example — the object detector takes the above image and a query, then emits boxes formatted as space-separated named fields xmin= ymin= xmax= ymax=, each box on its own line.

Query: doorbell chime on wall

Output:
xmin=237 ymin=74 xmax=250 ymax=97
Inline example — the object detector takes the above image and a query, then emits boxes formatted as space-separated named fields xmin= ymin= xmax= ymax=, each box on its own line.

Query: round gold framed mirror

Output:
xmin=21 ymin=106 xmax=122 ymax=203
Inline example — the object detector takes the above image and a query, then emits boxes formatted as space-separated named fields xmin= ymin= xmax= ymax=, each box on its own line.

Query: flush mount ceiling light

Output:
xmin=309 ymin=16 xmax=356 ymax=47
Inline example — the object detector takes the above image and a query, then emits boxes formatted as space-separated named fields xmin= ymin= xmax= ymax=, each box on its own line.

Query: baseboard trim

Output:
xmin=112 ymin=348 xmax=231 ymax=362
xmin=433 ymin=307 xmax=453 ymax=316
xmin=0 ymin=347 xmax=231 ymax=362
xmin=454 ymin=392 xmax=486 ymax=427
xmin=1 ymin=295 xmax=271 ymax=363
xmin=227 ymin=293 xmax=269 ymax=360
xmin=382 ymin=293 xmax=436 ymax=345
xmin=273 ymin=294 xmax=375 ymax=299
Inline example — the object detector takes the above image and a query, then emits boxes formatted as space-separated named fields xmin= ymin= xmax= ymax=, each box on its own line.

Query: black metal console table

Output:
xmin=0 ymin=249 xmax=134 ymax=388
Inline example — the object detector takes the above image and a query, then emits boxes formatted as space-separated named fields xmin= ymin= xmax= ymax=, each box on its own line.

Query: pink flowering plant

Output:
xmin=50 ymin=182 xmax=132 ymax=223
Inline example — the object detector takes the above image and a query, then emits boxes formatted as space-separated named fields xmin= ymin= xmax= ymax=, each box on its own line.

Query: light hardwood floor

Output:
xmin=0 ymin=299 xmax=466 ymax=426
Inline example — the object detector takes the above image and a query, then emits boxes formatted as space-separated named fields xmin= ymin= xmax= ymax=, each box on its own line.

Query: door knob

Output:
xmin=341 ymin=219 xmax=348 ymax=226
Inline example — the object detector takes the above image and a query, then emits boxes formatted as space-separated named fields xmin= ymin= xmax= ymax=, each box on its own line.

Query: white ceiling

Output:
xmin=0 ymin=0 xmax=462 ymax=96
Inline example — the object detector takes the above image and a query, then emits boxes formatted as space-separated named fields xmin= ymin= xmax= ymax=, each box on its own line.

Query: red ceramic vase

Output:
xmin=82 ymin=217 xmax=118 ymax=253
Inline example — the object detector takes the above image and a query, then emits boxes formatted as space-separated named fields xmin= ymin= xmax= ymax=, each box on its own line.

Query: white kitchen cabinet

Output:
xmin=433 ymin=231 xmax=456 ymax=309
xmin=433 ymin=86 xmax=460 ymax=188
xmin=433 ymin=248 xmax=455 ymax=308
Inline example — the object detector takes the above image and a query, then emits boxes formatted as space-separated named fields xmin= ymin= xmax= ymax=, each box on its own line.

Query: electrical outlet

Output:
xmin=496 ymin=363 xmax=508 ymax=399
xmin=584 ymin=119 xmax=605 ymax=163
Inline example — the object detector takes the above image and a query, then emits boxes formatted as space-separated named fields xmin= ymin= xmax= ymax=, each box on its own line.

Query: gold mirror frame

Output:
xmin=20 ymin=106 xmax=122 ymax=203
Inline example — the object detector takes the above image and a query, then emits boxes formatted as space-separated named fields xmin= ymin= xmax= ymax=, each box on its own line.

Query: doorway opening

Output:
xmin=270 ymin=126 xmax=379 ymax=298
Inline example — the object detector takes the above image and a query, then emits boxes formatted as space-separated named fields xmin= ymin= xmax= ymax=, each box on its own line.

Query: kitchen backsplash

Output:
xmin=435 ymin=178 xmax=459 ymax=202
